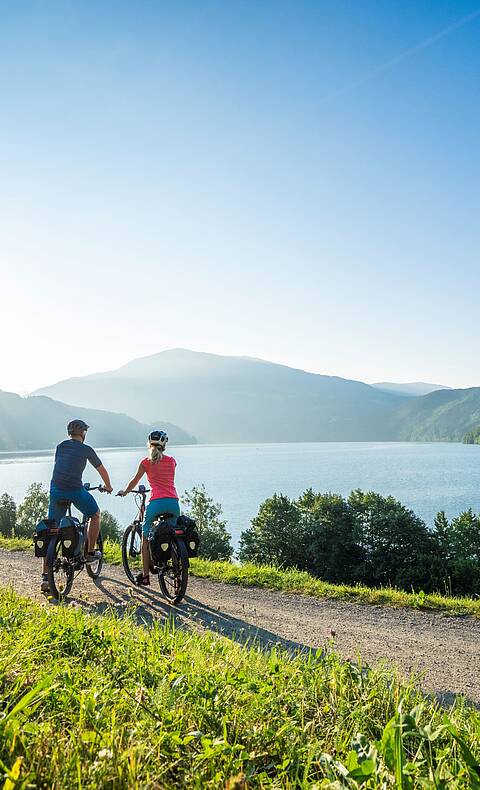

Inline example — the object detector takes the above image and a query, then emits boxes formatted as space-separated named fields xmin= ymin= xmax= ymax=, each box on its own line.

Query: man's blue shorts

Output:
xmin=48 ymin=484 xmax=99 ymax=523
xmin=143 ymin=497 xmax=180 ymax=537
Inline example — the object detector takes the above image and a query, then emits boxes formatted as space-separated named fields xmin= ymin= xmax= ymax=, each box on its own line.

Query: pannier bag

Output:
xmin=176 ymin=515 xmax=200 ymax=558
xmin=33 ymin=519 xmax=56 ymax=558
xmin=149 ymin=522 xmax=172 ymax=565
xmin=59 ymin=515 xmax=83 ymax=558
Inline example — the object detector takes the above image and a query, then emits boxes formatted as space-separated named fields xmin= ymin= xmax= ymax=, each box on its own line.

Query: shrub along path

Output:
xmin=2 ymin=548 xmax=479 ymax=705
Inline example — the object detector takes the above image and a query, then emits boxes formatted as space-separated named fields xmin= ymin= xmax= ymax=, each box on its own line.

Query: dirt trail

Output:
xmin=2 ymin=549 xmax=479 ymax=705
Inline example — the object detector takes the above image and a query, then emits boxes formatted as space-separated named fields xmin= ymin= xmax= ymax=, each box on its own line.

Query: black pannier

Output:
xmin=58 ymin=515 xmax=83 ymax=558
xmin=149 ymin=522 xmax=172 ymax=565
xmin=33 ymin=519 xmax=56 ymax=558
xmin=176 ymin=515 xmax=200 ymax=558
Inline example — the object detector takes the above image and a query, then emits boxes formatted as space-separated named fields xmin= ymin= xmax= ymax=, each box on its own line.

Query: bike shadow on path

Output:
xmin=74 ymin=573 xmax=318 ymax=657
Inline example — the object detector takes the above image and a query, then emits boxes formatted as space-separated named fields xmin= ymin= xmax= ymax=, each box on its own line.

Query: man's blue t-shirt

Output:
xmin=51 ymin=440 xmax=102 ymax=490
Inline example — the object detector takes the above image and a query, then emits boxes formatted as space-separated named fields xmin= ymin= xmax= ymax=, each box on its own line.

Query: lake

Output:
xmin=1 ymin=442 xmax=480 ymax=548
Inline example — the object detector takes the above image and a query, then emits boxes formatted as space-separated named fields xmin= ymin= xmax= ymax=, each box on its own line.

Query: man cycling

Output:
xmin=41 ymin=419 xmax=113 ymax=593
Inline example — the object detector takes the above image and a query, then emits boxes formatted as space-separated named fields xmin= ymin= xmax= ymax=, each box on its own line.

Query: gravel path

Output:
xmin=2 ymin=549 xmax=480 ymax=705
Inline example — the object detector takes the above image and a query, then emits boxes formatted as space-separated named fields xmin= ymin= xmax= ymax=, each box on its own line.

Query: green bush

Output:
xmin=348 ymin=490 xmax=437 ymax=590
xmin=0 ymin=493 xmax=16 ymax=537
xmin=15 ymin=483 xmax=49 ymax=538
xmin=436 ymin=509 xmax=480 ymax=595
xmin=241 ymin=488 xmax=480 ymax=596
xmin=299 ymin=490 xmax=365 ymax=583
xmin=238 ymin=494 xmax=305 ymax=567
xmin=100 ymin=511 xmax=122 ymax=543
xmin=182 ymin=484 xmax=233 ymax=561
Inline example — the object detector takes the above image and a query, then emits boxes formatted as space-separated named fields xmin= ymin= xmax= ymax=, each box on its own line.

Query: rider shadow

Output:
xmin=176 ymin=594 xmax=317 ymax=656
xmin=82 ymin=574 xmax=317 ymax=657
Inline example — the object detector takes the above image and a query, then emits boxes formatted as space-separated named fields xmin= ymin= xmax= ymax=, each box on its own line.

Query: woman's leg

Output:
xmin=141 ymin=538 xmax=151 ymax=577
xmin=141 ymin=501 xmax=161 ymax=579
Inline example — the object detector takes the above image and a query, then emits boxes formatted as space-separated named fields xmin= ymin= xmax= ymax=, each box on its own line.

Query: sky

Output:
xmin=1 ymin=0 xmax=479 ymax=393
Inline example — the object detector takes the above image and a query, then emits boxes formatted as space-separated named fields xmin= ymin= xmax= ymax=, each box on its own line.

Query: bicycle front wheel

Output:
xmin=46 ymin=535 xmax=74 ymax=600
xmin=158 ymin=537 xmax=189 ymax=605
xmin=122 ymin=523 xmax=143 ymax=584
xmin=86 ymin=530 xmax=104 ymax=579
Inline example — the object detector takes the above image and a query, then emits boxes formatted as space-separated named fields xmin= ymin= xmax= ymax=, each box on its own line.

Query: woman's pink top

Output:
xmin=141 ymin=455 xmax=178 ymax=500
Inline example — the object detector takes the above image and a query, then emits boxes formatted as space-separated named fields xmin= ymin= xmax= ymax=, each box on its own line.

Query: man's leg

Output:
xmin=87 ymin=510 xmax=101 ymax=552
xmin=42 ymin=488 xmax=66 ymax=585
xmin=71 ymin=488 xmax=100 ymax=556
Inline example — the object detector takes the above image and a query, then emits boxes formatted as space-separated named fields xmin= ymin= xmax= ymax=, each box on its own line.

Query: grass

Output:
xmin=0 ymin=587 xmax=479 ymax=788
xmin=187 ymin=558 xmax=480 ymax=618
xmin=2 ymin=535 xmax=480 ymax=618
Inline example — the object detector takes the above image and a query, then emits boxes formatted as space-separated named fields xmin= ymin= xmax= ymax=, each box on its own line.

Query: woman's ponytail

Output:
xmin=149 ymin=442 xmax=163 ymax=464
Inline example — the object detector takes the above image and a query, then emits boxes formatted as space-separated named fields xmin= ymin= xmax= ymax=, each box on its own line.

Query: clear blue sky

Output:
xmin=1 ymin=0 xmax=479 ymax=392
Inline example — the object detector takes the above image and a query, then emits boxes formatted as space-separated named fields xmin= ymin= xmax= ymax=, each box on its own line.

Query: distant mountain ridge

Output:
xmin=35 ymin=349 xmax=403 ymax=443
xmin=0 ymin=390 xmax=196 ymax=452
xmin=372 ymin=382 xmax=451 ymax=397
xmin=28 ymin=349 xmax=480 ymax=444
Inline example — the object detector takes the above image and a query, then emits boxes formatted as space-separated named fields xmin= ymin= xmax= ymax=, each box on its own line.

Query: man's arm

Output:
xmin=117 ymin=463 xmax=145 ymax=496
xmin=96 ymin=464 xmax=113 ymax=493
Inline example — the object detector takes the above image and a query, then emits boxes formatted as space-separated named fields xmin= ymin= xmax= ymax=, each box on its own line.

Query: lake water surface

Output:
xmin=1 ymin=442 xmax=480 ymax=548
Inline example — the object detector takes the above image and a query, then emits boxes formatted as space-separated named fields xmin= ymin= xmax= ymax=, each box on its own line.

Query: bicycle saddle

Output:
xmin=155 ymin=512 xmax=174 ymax=520
xmin=56 ymin=499 xmax=73 ymax=506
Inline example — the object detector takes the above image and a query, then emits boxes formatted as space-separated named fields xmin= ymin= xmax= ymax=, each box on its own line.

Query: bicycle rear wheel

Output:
xmin=46 ymin=536 xmax=74 ymax=600
xmin=122 ymin=523 xmax=143 ymax=584
xmin=158 ymin=537 xmax=189 ymax=604
xmin=85 ymin=530 xmax=104 ymax=579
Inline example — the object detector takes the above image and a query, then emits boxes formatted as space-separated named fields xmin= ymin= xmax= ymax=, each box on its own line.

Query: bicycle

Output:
xmin=121 ymin=486 xmax=189 ymax=604
xmin=43 ymin=484 xmax=106 ymax=599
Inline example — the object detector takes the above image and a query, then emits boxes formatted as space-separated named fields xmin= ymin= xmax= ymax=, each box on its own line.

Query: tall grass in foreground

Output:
xmin=0 ymin=588 xmax=479 ymax=788
xmin=2 ymin=535 xmax=480 ymax=617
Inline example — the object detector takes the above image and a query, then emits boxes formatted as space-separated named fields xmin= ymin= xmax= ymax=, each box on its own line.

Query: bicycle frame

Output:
xmin=44 ymin=484 xmax=106 ymax=598
xmin=121 ymin=487 xmax=189 ymax=602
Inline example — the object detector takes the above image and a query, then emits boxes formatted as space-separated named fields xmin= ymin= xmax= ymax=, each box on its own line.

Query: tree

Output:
xmin=238 ymin=494 xmax=306 ymax=568
xmin=182 ymin=484 xmax=233 ymax=561
xmin=101 ymin=511 xmax=122 ymax=543
xmin=0 ymin=493 xmax=16 ymax=537
xmin=348 ymin=489 xmax=435 ymax=591
xmin=439 ymin=510 xmax=480 ymax=595
xmin=16 ymin=483 xmax=49 ymax=538
xmin=298 ymin=490 xmax=364 ymax=583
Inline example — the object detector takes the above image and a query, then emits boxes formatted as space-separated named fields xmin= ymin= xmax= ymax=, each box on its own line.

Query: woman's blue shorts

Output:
xmin=143 ymin=497 xmax=180 ymax=537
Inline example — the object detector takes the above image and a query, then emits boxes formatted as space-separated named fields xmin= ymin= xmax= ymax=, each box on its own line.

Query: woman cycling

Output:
xmin=117 ymin=430 xmax=179 ymax=586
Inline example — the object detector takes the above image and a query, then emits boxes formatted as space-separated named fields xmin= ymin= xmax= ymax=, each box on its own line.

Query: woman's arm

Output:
xmin=117 ymin=462 xmax=145 ymax=496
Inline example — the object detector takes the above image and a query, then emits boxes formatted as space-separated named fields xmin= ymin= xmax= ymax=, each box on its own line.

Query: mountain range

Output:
xmin=1 ymin=349 xmax=478 ymax=451
xmin=0 ymin=390 xmax=196 ymax=452
xmin=28 ymin=348 xmax=479 ymax=445
xmin=33 ymin=350 xmax=404 ymax=443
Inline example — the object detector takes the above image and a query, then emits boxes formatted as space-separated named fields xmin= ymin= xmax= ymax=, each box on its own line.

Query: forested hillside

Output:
xmin=394 ymin=387 xmax=480 ymax=441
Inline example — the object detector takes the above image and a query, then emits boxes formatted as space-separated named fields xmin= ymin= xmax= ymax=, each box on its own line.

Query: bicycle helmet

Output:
xmin=67 ymin=419 xmax=89 ymax=436
xmin=148 ymin=429 xmax=168 ymax=445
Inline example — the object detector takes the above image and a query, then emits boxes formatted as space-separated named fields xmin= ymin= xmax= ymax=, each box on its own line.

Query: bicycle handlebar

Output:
xmin=85 ymin=485 xmax=108 ymax=492
xmin=115 ymin=488 xmax=151 ymax=496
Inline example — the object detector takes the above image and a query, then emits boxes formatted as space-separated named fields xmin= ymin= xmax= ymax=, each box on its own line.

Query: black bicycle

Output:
xmin=42 ymin=484 xmax=106 ymax=599
xmin=121 ymin=486 xmax=190 ymax=604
